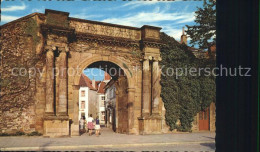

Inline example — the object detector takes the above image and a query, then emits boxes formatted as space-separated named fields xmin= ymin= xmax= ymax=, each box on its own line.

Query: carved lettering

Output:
xmin=71 ymin=21 xmax=140 ymax=40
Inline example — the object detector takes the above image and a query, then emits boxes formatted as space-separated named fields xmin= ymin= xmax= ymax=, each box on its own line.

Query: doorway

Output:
xmin=199 ymin=108 xmax=210 ymax=130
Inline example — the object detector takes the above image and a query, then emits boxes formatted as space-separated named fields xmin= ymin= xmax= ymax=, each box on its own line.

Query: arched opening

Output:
xmin=77 ymin=61 xmax=129 ymax=134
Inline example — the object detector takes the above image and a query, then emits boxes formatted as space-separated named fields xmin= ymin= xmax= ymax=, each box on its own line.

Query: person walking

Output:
xmin=87 ymin=114 xmax=94 ymax=136
xmin=79 ymin=116 xmax=84 ymax=135
xmin=95 ymin=116 xmax=101 ymax=137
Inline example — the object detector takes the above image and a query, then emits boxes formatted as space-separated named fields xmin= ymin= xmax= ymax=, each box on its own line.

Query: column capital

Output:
xmin=45 ymin=46 xmax=57 ymax=53
xmin=153 ymin=56 xmax=162 ymax=62
xmin=142 ymin=55 xmax=153 ymax=61
xmin=58 ymin=46 xmax=69 ymax=53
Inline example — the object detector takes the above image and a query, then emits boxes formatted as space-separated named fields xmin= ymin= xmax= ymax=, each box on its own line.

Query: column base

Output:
xmin=128 ymin=127 xmax=139 ymax=135
xmin=138 ymin=115 xmax=162 ymax=135
xmin=70 ymin=124 xmax=80 ymax=136
xmin=43 ymin=115 xmax=69 ymax=137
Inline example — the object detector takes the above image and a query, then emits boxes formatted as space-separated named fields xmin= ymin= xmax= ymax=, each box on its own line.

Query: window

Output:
xmin=110 ymin=87 xmax=115 ymax=98
xmin=81 ymin=90 xmax=85 ymax=97
xmin=81 ymin=101 xmax=85 ymax=109
xmin=100 ymin=100 xmax=105 ymax=107
xmin=101 ymin=96 xmax=105 ymax=100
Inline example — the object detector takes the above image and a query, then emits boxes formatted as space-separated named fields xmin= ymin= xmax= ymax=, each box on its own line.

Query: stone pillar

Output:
xmin=45 ymin=48 xmax=55 ymax=115
xmin=142 ymin=57 xmax=151 ymax=116
xmin=57 ymin=49 xmax=68 ymax=115
xmin=127 ymin=88 xmax=135 ymax=134
xmin=152 ymin=58 xmax=161 ymax=114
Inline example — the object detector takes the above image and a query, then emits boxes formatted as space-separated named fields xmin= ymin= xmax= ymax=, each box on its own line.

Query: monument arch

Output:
xmin=0 ymin=9 xmax=168 ymax=137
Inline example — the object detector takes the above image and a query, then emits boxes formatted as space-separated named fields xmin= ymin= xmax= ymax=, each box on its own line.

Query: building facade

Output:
xmin=104 ymin=79 xmax=117 ymax=131
xmin=96 ymin=82 xmax=107 ymax=125
xmin=78 ymin=74 xmax=98 ymax=120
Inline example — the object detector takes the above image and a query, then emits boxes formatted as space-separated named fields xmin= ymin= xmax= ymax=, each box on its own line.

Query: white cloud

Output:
xmin=122 ymin=0 xmax=181 ymax=10
xmin=2 ymin=3 xmax=26 ymax=12
xmin=102 ymin=10 xmax=195 ymax=27
xmin=106 ymin=0 xmax=173 ymax=11
xmin=70 ymin=13 xmax=103 ymax=19
xmin=102 ymin=7 xmax=194 ymax=41
xmin=70 ymin=8 xmax=103 ymax=19
xmin=176 ymin=13 xmax=195 ymax=23
xmin=122 ymin=1 xmax=160 ymax=9
xmin=31 ymin=7 xmax=45 ymax=13
xmin=1 ymin=15 xmax=20 ymax=23
xmin=160 ymin=24 xmax=182 ymax=40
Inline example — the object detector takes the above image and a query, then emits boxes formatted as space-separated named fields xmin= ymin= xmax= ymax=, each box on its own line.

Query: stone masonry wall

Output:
xmin=0 ymin=15 xmax=42 ymax=133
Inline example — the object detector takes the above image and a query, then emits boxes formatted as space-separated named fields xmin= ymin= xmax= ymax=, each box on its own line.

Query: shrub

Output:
xmin=27 ymin=131 xmax=42 ymax=136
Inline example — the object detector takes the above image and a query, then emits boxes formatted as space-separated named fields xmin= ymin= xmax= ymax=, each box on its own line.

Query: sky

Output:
xmin=1 ymin=0 xmax=204 ymax=81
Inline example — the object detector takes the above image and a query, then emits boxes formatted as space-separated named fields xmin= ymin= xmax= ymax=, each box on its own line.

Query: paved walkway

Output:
xmin=0 ymin=128 xmax=215 ymax=151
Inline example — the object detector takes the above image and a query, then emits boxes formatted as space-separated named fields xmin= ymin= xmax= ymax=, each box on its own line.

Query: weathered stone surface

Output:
xmin=43 ymin=119 xmax=69 ymax=137
xmin=0 ymin=9 xmax=166 ymax=136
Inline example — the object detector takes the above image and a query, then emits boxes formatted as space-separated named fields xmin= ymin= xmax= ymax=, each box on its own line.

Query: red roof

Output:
xmin=79 ymin=74 xmax=96 ymax=90
xmin=97 ymin=82 xmax=106 ymax=94
xmin=79 ymin=74 xmax=108 ymax=93
xmin=95 ymin=81 xmax=101 ymax=89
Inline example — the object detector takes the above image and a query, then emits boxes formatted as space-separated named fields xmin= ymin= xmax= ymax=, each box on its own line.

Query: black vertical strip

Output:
xmin=216 ymin=0 xmax=259 ymax=151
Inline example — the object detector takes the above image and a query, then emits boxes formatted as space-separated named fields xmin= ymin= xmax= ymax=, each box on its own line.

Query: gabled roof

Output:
xmin=95 ymin=81 xmax=101 ymax=90
xmin=79 ymin=74 xmax=96 ymax=90
xmin=97 ymin=82 xmax=106 ymax=94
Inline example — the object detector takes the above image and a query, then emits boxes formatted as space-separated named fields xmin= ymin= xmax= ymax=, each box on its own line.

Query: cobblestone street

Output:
xmin=0 ymin=128 xmax=215 ymax=151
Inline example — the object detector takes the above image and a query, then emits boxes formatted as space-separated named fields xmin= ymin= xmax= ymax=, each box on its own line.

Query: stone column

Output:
xmin=127 ymin=88 xmax=135 ymax=134
xmin=45 ymin=48 xmax=55 ymax=115
xmin=152 ymin=57 xmax=161 ymax=114
xmin=142 ymin=57 xmax=151 ymax=116
xmin=57 ymin=49 xmax=68 ymax=115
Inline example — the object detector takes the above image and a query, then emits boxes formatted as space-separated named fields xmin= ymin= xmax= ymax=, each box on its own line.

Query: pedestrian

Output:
xmin=87 ymin=114 xmax=94 ymax=136
xmin=95 ymin=116 xmax=100 ymax=137
xmin=82 ymin=116 xmax=86 ymax=133
xmin=79 ymin=116 xmax=84 ymax=135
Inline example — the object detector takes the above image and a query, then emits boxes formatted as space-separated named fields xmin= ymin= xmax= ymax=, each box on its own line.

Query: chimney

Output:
xmin=104 ymin=72 xmax=111 ymax=81
xmin=181 ymin=27 xmax=187 ymax=45
xmin=92 ymin=78 xmax=96 ymax=89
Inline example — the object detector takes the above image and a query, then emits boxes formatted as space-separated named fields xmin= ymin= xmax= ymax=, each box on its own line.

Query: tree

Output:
xmin=186 ymin=0 xmax=216 ymax=53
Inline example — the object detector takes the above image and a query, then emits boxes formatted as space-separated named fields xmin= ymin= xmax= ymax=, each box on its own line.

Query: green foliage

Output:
xmin=14 ymin=131 xmax=26 ymax=136
xmin=186 ymin=0 xmax=216 ymax=50
xmin=0 ymin=133 xmax=10 ymax=136
xmin=27 ymin=131 xmax=42 ymax=136
xmin=160 ymin=32 xmax=215 ymax=132
xmin=0 ymin=131 xmax=25 ymax=136
xmin=0 ymin=131 xmax=42 ymax=136
xmin=25 ymin=18 xmax=40 ymax=47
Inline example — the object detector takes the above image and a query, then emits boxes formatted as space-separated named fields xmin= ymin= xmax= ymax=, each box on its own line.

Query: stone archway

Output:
xmin=36 ymin=9 xmax=165 ymax=137
xmin=73 ymin=59 xmax=132 ymax=134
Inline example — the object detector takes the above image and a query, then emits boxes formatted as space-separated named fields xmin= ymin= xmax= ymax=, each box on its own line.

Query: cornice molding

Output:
xmin=75 ymin=32 xmax=140 ymax=48
xmin=141 ymin=39 xmax=166 ymax=49
xmin=41 ymin=24 xmax=165 ymax=49
xmin=41 ymin=24 xmax=75 ymax=36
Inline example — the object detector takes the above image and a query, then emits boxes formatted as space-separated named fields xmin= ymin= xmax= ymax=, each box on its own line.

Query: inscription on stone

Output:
xmin=70 ymin=21 xmax=141 ymax=40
